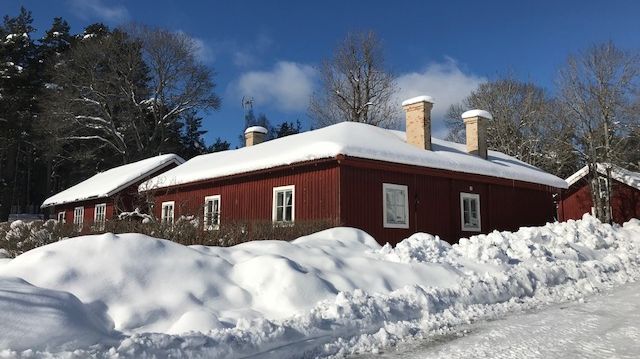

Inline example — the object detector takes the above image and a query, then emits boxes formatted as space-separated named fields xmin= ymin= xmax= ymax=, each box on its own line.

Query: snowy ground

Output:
xmin=356 ymin=281 xmax=640 ymax=359
xmin=0 ymin=215 xmax=639 ymax=358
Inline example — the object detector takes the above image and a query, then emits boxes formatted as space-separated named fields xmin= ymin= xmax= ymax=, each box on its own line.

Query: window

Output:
xmin=161 ymin=201 xmax=175 ymax=225
xmin=460 ymin=193 xmax=481 ymax=231
xmin=383 ymin=183 xmax=409 ymax=229
xmin=94 ymin=203 xmax=106 ymax=230
xmin=57 ymin=211 xmax=65 ymax=223
xmin=204 ymin=195 xmax=221 ymax=230
xmin=272 ymin=185 xmax=295 ymax=223
xmin=73 ymin=207 xmax=84 ymax=232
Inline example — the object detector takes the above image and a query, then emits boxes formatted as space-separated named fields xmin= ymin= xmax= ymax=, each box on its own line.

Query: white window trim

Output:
xmin=57 ymin=211 xmax=65 ymax=223
xmin=272 ymin=185 xmax=295 ymax=223
xmin=94 ymin=203 xmax=106 ymax=230
xmin=161 ymin=201 xmax=175 ymax=225
xmin=203 ymin=195 xmax=221 ymax=231
xmin=460 ymin=192 xmax=481 ymax=232
xmin=383 ymin=183 xmax=410 ymax=229
xmin=73 ymin=206 xmax=84 ymax=232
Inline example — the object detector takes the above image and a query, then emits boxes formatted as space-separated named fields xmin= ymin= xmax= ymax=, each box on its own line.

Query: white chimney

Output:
xmin=461 ymin=109 xmax=492 ymax=159
xmin=244 ymin=126 xmax=268 ymax=147
xmin=402 ymin=95 xmax=434 ymax=150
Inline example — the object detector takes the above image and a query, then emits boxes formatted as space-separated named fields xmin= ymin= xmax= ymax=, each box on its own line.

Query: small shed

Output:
xmin=559 ymin=163 xmax=640 ymax=224
xmin=42 ymin=154 xmax=184 ymax=232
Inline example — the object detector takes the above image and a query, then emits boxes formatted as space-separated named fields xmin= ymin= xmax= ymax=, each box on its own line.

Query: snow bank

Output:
xmin=0 ymin=215 xmax=638 ymax=357
xmin=0 ymin=277 xmax=117 ymax=351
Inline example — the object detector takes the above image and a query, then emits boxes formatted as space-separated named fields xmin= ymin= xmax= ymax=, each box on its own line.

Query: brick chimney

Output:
xmin=461 ymin=109 xmax=492 ymax=159
xmin=244 ymin=126 xmax=268 ymax=147
xmin=402 ymin=95 xmax=434 ymax=150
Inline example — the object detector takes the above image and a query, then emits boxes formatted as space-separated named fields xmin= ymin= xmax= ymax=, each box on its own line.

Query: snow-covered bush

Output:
xmin=0 ymin=219 xmax=75 ymax=257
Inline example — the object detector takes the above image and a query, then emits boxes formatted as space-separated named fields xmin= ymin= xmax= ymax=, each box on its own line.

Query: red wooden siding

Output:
xmin=56 ymin=198 xmax=115 ymax=233
xmin=560 ymin=178 xmax=640 ymax=224
xmin=339 ymin=157 xmax=557 ymax=245
xmin=151 ymin=161 xmax=341 ymax=226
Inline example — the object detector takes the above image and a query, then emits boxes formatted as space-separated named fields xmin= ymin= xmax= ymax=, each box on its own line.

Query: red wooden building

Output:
xmin=42 ymin=154 xmax=184 ymax=232
xmin=141 ymin=96 xmax=567 ymax=245
xmin=559 ymin=163 xmax=640 ymax=224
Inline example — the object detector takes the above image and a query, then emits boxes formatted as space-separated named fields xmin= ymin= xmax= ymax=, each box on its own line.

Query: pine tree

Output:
xmin=179 ymin=110 xmax=208 ymax=159
xmin=272 ymin=120 xmax=302 ymax=138
xmin=0 ymin=7 xmax=40 ymax=220
xmin=210 ymin=137 xmax=230 ymax=152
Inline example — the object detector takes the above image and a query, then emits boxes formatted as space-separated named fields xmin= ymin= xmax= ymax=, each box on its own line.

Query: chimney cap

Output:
xmin=402 ymin=95 xmax=435 ymax=107
xmin=461 ymin=109 xmax=493 ymax=120
xmin=244 ymin=126 xmax=268 ymax=135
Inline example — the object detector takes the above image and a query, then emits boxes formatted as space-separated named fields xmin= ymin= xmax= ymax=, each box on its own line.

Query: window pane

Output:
xmin=285 ymin=206 xmax=292 ymax=221
xmin=277 ymin=207 xmax=284 ymax=221
xmin=285 ymin=190 xmax=292 ymax=206
xmin=277 ymin=192 xmax=283 ymax=206
xmin=385 ymin=187 xmax=407 ymax=225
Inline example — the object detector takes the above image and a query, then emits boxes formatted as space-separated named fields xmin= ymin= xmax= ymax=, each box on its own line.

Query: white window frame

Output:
xmin=57 ymin=211 xmax=65 ymax=223
xmin=383 ymin=183 xmax=410 ymax=229
xmin=203 ymin=195 xmax=221 ymax=231
xmin=161 ymin=201 xmax=175 ymax=226
xmin=94 ymin=203 xmax=106 ymax=230
xmin=73 ymin=206 xmax=84 ymax=232
xmin=272 ymin=185 xmax=295 ymax=223
xmin=460 ymin=192 xmax=481 ymax=232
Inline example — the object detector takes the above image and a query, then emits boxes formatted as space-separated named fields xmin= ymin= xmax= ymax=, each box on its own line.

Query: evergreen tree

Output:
xmin=0 ymin=7 xmax=40 ymax=220
xmin=210 ymin=137 xmax=230 ymax=152
xmin=272 ymin=120 xmax=302 ymax=138
xmin=179 ymin=110 xmax=208 ymax=159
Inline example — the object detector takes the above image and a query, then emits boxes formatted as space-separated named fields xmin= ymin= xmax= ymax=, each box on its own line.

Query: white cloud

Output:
xmin=395 ymin=58 xmax=486 ymax=137
xmin=68 ymin=0 xmax=130 ymax=23
xmin=232 ymin=61 xmax=317 ymax=112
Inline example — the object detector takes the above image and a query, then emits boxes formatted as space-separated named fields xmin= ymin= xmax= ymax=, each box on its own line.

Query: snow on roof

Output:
xmin=462 ymin=109 xmax=493 ymax=120
xmin=401 ymin=95 xmax=434 ymax=106
xmin=244 ymin=126 xmax=269 ymax=134
xmin=42 ymin=154 xmax=185 ymax=208
xmin=141 ymin=122 xmax=567 ymax=191
xmin=566 ymin=163 xmax=640 ymax=191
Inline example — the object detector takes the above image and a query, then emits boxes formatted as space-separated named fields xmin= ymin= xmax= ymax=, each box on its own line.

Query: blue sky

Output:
xmin=6 ymin=0 xmax=640 ymax=146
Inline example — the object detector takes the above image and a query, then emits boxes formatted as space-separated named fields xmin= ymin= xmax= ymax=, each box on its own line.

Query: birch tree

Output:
xmin=558 ymin=41 xmax=640 ymax=223
xmin=309 ymin=31 xmax=397 ymax=128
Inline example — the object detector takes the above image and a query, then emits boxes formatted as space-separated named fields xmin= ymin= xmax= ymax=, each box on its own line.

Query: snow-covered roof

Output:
xmin=566 ymin=163 xmax=640 ymax=191
xmin=42 ymin=154 xmax=185 ymax=208
xmin=141 ymin=122 xmax=567 ymax=191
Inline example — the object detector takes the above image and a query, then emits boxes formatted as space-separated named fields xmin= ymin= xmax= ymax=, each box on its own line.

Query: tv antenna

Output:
xmin=241 ymin=96 xmax=254 ymax=111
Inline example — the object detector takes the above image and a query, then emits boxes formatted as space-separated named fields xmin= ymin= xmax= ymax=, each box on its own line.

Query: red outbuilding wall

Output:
xmin=50 ymin=162 xmax=181 ymax=233
xmin=560 ymin=178 xmax=640 ymax=224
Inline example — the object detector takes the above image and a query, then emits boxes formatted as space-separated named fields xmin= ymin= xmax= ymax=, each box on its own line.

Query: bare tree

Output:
xmin=129 ymin=25 xmax=221 ymax=156
xmin=445 ymin=76 xmax=578 ymax=178
xmin=558 ymin=41 xmax=640 ymax=223
xmin=42 ymin=25 xmax=221 ymax=165
xmin=309 ymin=31 xmax=397 ymax=128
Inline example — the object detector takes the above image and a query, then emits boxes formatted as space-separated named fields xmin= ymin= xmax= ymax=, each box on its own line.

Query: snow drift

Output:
xmin=0 ymin=215 xmax=639 ymax=357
